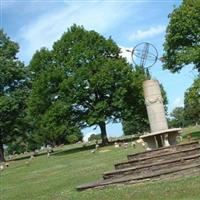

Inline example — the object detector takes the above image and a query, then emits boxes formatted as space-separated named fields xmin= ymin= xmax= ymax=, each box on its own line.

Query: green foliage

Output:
xmin=184 ymin=76 xmax=200 ymax=125
xmin=0 ymin=30 xmax=28 ymax=161
xmin=169 ymin=107 xmax=186 ymax=128
xmin=88 ymin=133 xmax=101 ymax=141
xmin=122 ymin=66 xmax=149 ymax=135
xmin=28 ymin=47 xmax=82 ymax=146
xmin=122 ymin=117 xmax=148 ymax=135
xmin=40 ymin=100 xmax=82 ymax=145
xmin=168 ymin=77 xmax=199 ymax=128
xmin=163 ymin=0 xmax=200 ymax=72
xmin=7 ymin=136 xmax=27 ymax=155
xmin=160 ymin=83 xmax=168 ymax=113
xmin=29 ymin=47 xmax=53 ymax=79
xmin=66 ymin=133 xmax=82 ymax=144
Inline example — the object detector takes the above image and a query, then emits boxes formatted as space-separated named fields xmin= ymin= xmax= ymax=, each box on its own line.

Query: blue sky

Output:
xmin=1 ymin=0 xmax=198 ymax=137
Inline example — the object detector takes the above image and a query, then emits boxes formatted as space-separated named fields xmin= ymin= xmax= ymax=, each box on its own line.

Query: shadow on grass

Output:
xmin=8 ymin=152 xmax=48 ymax=162
xmin=8 ymin=136 xmax=140 ymax=161
xmin=52 ymin=144 xmax=96 ymax=157
xmin=52 ymin=136 xmax=140 ymax=157
xmin=7 ymin=143 xmax=111 ymax=161
xmin=9 ymin=145 xmax=97 ymax=161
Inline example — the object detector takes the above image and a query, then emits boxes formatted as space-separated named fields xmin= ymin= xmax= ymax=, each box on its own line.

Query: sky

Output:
xmin=1 ymin=0 xmax=198 ymax=138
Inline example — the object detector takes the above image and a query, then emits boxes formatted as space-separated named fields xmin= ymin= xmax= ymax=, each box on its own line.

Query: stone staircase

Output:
xmin=77 ymin=141 xmax=200 ymax=191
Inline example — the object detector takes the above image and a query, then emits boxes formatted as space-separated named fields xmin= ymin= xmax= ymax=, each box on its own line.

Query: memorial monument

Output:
xmin=130 ymin=42 xmax=181 ymax=150
xmin=77 ymin=43 xmax=199 ymax=191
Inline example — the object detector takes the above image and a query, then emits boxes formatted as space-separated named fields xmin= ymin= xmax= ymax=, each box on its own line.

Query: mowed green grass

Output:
xmin=182 ymin=125 xmax=200 ymax=140
xmin=1 ymin=141 xmax=200 ymax=200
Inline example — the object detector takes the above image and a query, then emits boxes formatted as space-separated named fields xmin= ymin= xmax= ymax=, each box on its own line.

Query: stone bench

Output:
xmin=140 ymin=128 xmax=181 ymax=150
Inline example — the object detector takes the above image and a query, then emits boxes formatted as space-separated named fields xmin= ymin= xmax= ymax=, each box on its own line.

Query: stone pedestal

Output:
xmin=140 ymin=79 xmax=181 ymax=150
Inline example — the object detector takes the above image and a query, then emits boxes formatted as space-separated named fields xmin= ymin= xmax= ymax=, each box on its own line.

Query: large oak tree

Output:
xmin=29 ymin=25 xmax=143 ymax=145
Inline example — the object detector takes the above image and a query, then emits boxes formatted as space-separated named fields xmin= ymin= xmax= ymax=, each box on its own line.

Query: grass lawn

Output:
xmin=182 ymin=125 xmax=200 ymax=140
xmin=1 ymin=139 xmax=200 ymax=200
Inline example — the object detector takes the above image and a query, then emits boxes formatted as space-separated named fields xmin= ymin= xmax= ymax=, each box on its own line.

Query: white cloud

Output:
xmin=129 ymin=25 xmax=166 ymax=41
xmin=172 ymin=97 xmax=184 ymax=109
xmin=119 ymin=46 xmax=133 ymax=63
xmin=18 ymin=2 xmax=133 ymax=62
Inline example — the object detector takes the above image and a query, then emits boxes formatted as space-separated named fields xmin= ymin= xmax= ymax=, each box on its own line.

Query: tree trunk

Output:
xmin=0 ymin=141 xmax=5 ymax=163
xmin=99 ymin=122 xmax=109 ymax=145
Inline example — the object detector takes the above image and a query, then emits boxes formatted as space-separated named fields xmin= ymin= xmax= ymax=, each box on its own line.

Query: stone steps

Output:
xmin=115 ymin=146 xmax=200 ymax=169
xmin=103 ymin=153 xmax=200 ymax=179
xmin=127 ymin=141 xmax=199 ymax=160
xmin=77 ymin=163 xmax=200 ymax=191
xmin=76 ymin=141 xmax=200 ymax=191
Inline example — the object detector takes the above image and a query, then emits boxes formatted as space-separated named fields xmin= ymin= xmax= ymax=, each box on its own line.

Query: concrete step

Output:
xmin=127 ymin=141 xmax=199 ymax=161
xmin=115 ymin=146 xmax=200 ymax=169
xmin=103 ymin=153 xmax=200 ymax=179
xmin=77 ymin=163 xmax=200 ymax=191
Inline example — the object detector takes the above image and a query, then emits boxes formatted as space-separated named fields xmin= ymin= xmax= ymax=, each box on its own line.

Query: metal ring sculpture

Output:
xmin=131 ymin=42 xmax=158 ymax=69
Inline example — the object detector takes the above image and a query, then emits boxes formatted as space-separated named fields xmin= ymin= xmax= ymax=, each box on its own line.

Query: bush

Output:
xmin=88 ymin=134 xmax=101 ymax=141
xmin=66 ymin=134 xmax=82 ymax=144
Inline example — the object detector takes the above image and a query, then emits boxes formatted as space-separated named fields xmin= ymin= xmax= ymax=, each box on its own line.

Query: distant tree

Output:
xmin=66 ymin=133 xmax=82 ymax=144
xmin=184 ymin=76 xmax=200 ymax=125
xmin=169 ymin=107 xmax=186 ymax=128
xmin=163 ymin=0 xmax=200 ymax=72
xmin=88 ymin=133 xmax=101 ymax=141
xmin=0 ymin=30 xmax=27 ymax=161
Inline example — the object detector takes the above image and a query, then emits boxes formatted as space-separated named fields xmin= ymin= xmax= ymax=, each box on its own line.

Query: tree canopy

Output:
xmin=122 ymin=67 xmax=149 ymax=135
xmin=169 ymin=107 xmax=186 ymax=128
xmin=0 ymin=30 xmax=27 ymax=161
xmin=163 ymin=0 xmax=200 ymax=72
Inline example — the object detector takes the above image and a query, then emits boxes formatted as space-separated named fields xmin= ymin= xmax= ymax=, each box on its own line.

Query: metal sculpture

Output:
xmin=128 ymin=42 xmax=158 ymax=69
